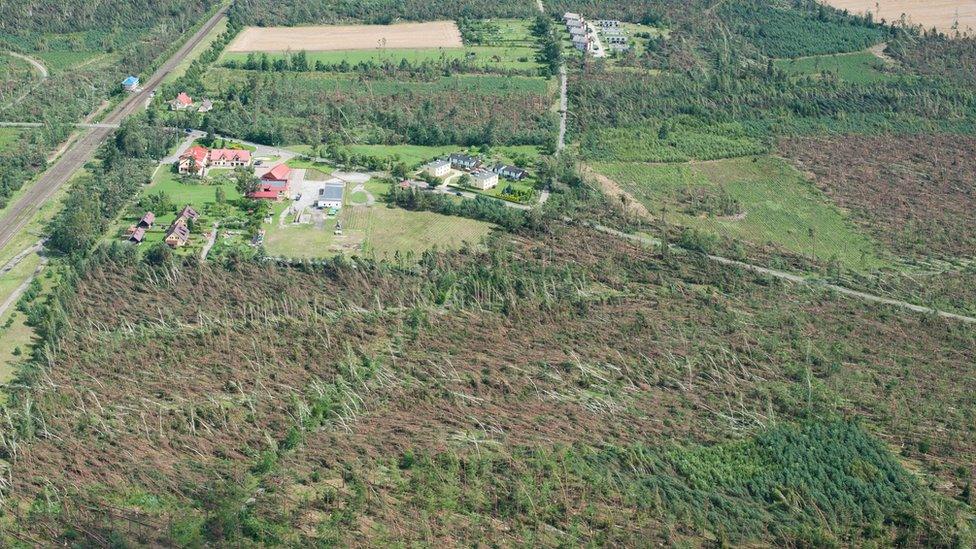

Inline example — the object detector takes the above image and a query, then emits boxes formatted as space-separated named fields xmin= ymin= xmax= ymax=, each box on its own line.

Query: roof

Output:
xmin=130 ymin=227 xmax=146 ymax=242
xmin=166 ymin=223 xmax=189 ymax=241
xmin=472 ymin=170 xmax=497 ymax=180
xmin=262 ymin=163 xmax=291 ymax=181
xmin=210 ymin=148 xmax=251 ymax=162
xmin=449 ymin=153 xmax=479 ymax=163
xmin=174 ymin=92 xmax=192 ymax=105
xmin=494 ymin=164 xmax=528 ymax=175
xmin=564 ymin=12 xmax=581 ymax=19
xmin=122 ymin=76 xmax=139 ymax=86
xmin=181 ymin=145 xmax=209 ymax=163
xmin=178 ymin=205 xmax=200 ymax=220
xmin=319 ymin=184 xmax=345 ymax=201
xmin=428 ymin=159 xmax=451 ymax=168
xmin=248 ymin=190 xmax=280 ymax=199
xmin=139 ymin=212 xmax=155 ymax=225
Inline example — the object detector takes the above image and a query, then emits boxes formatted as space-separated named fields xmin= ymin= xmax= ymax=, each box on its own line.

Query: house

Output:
xmin=317 ymin=182 xmax=345 ymax=209
xmin=492 ymin=164 xmax=528 ymax=181
xmin=425 ymin=159 xmax=451 ymax=178
xmin=129 ymin=227 xmax=146 ymax=244
xmin=247 ymin=186 xmax=282 ymax=200
xmin=137 ymin=211 xmax=155 ymax=228
xmin=449 ymin=153 xmax=481 ymax=170
xmin=566 ymin=18 xmax=585 ymax=29
xmin=210 ymin=148 xmax=252 ymax=168
xmin=198 ymin=99 xmax=214 ymax=113
xmin=470 ymin=170 xmax=499 ymax=190
xmin=597 ymin=20 xmax=621 ymax=28
xmin=601 ymin=26 xmax=623 ymax=36
xmin=564 ymin=12 xmax=582 ymax=22
xmin=177 ymin=145 xmax=209 ymax=176
xmin=122 ymin=76 xmax=139 ymax=92
xmin=572 ymin=36 xmax=592 ymax=52
xmin=569 ymin=26 xmax=588 ymax=37
xmin=606 ymin=35 xmax=629 ymax=49
xmin=170 ymin=92 xmax=193 ymax=111
xmin=261 ymin=163 xmax=291 ymax=184
xmin=177 ymin=205 xmax=200 ymax=222
xmin=164 ymin=221 xmax=190 ymax=247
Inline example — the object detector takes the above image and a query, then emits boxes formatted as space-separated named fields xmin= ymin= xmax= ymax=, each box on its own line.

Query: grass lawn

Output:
xmin=194 ymin=137 xmax=256 ymax=152
xmin=342 ymin=144 xmax=543 ymax=168
xmin=0 ymin=253 xmax=41 ymax=387
xmin=164 ymin=15 xmax=228 ymax=84
xmin=592 ymin=156 xmax=886 ymax=269
xmin=286 ymin=157 xmax=334 ymax=171
xmin=149 ymin=167 xmax=242 ymax=209
xmin=34 ymin=50 xmax=106 ymax=73
xmin=775 ymin=50 xmax=895 ymax=84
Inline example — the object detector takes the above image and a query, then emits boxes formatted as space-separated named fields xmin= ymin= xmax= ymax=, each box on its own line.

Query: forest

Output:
xmin=229 ymin=0 xmax=535 ymax=26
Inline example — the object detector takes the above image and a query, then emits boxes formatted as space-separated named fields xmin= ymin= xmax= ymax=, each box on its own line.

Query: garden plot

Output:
xmin=227 ymin=21 xmax=463 ymax=53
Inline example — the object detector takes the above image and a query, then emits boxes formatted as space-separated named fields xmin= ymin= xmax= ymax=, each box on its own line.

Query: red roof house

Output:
xmin=170 ymin=92 xmax=193 ymax=110
xmin=177 ymin=146 xmax=209 ymax=176
xmin=138 ymin=211 xmax=155 ymax=228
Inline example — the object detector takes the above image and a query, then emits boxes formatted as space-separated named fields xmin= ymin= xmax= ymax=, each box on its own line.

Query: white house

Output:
xmin=470 ymin=170 xmax=499 ymax=190
xmin=492 ymin=164 xmax=528 ymax=181
xmin=425 ymin=159 xmax=451 ymax=178
xmin=569 ymin=26 xmax=588 ymax=37
xmin=449 ymin=153 xmax=481 ymax=170
xmin=564 ymin=12 xmax=582 ymax=22
xmin=572 ymin=36 xmax=592 ymax=52
xmin=198 ymin=99 xmax=214 ymax=113
xmin=566 ymin=18 xmax=585 ymax=29
xmin=317 ymin=180 xmax=345 ymax=209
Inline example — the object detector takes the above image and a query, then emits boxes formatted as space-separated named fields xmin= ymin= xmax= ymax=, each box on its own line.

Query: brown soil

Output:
xmin=581 ymin=163 xmax=652 ymax=219
xmin=823 ymin=0 xmax=976 ymax=34
xmin=227 ymin=21 xmax=463 ymax=53
xmin=778 ymin=134 xmax=976 ymax=259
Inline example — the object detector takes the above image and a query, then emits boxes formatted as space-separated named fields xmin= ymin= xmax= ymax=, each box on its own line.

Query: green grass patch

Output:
xmin=33 ymin=50 xmax=105 ymax=73
xmin=592 ymin=156 xmax=886 ymax=269
xmin=0 ymin=127 xmax=22 ymax=152
xmin=164 ymin=15 xmax=228 ymax=84
xmin=585 ymin=116 xmax=767 ymax=162
xmin=775 ymin=51 xmax=894 ymax=84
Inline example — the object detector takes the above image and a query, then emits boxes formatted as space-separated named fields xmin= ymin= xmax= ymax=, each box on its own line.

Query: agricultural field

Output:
xmin=779 ymin=134 xmax=976 ymax=260
xmin=591 ymin=156 xmax=885 ymax=268
xmin=0 ymin=127 xmax=23 ymax=151
xmin=3 ymin=227 xmax=974 ymax=545
xmin=824 ymin=0 xmax=976 ymax=33
xmin=227 ymin=21 xmax=463 ymax=52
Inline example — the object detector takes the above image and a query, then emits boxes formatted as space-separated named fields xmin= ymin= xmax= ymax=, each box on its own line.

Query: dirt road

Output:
xmin=0 ymin=5 xmax=229 ymax=254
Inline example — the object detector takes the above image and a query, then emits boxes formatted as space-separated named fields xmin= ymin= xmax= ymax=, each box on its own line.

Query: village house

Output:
xmin=170 ymin=92 xmax=193 ymax=111
xmin=317 ymin=181 xmax=345 ymax=209
xmin=122 ymin=76 xmax=139 ymax=92
xmin=129 ymin=227 xmax=146 ymax=244
xmin=470 ymin=170 xmax=499 ymax=190
xmin=164 ymin=206 xmax=200 ymax=248
xmin=492 ymin=164 xmax=528 ymax=181
xmin=449 ymin=153 xmax=481 ymax=170
xmin=178 ymin=205 xmax=200 ymax=222
xmin=566 ymin=18 xmax=585 ymax=30
xmin=569 ymin=26 xmax=588 ymax=37
xmin=137 ymin=211 xmax=155 ymax=229
xmin=248 ymin=163 xmax=291 ymax=200
xmin=198 ymin=99 xmax=214 ymax=113
xmin=178 ymin=145 xmax=210 ymax=176
xmin=424 ymin=159 xmax=451 ymax=178
xmin=564 ymin=12 xmax=582 ymax=22
xmin=209 ymin=148 xmax=252 ymax=168
xmin=572 ymin=35 xmax=592 ymax=52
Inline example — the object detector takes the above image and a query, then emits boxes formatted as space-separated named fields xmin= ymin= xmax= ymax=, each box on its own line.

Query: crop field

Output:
xmin=228 ymin=21 xmax=463 ymax=53
xmin=591 ymin=156 xmax=885 ymax=268
xmin=774 ymin=50 xmax=895 ymax=84
xmin=779 ymin=134 xmax=976 ymax=260
xmin=3 ymin=228 xmax=974 ymax=545
xmin=824 ymin=0 xmax=976 ymax=33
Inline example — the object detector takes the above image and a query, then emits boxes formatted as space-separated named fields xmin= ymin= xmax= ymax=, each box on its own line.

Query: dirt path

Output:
xmin=581 ymin=164 xmax=652 ymax=218
xmin=0 ymin=5 xmax=229 ymax=254
xmin=7 ymin=51 xmax=47 ymax=79
xmin=200 ymin=223 xmax=218 ymax=260
xmin=0 ymin=258 xmax=46 ymax=320
xmin=868 ymin=42 xmax=894 ymax=63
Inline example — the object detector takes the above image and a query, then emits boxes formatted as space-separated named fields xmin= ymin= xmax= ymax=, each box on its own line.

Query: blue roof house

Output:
xmin=122 ymin=76 xmax=139 ymax=92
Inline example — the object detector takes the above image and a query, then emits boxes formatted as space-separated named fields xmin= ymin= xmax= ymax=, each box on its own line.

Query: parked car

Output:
xmin=293 ymin=193 xmax=302 ymax=201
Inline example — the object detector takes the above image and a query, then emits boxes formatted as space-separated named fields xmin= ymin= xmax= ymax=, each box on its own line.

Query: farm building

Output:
xmin=449 ymin=153 xmax=481 ymax=170
xmin=470 ymin=170 xmax=499 ymax=190
xmin=425 ymin=159 xmax=451 ymax=177
xmin=317 ymin=181 xmax=345 ymax=209
xmin=122 ymin=76 xmax=139 ymax=92
xmin=178 ymin=145 xmax=210 ymax=176
xmin=170 ymin=92 xmax=193 ymax=111
xmin=261 ymin=163 xmax=291 ymax=183
xmin=209 ymin=148 xmax=252 ymax=168
xmin=492 ymin=164 xmax=528 ymax=181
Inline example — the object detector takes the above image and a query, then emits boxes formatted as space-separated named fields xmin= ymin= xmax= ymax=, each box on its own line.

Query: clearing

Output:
xmin=823 ymin=0 xmax=976 ymax=33
xmin=591 ymin=156 xmax=885 ymax=269
xmin=227 ymin=21 xmax=463 ymax=53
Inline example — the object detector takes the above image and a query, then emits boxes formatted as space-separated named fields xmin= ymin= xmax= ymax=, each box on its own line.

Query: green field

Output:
xmin=344 ymin=144 xmax=543 ymax=168
xmin=593 ymin=156 xmax=886 ymax=268
xmin=0 ymin=128 xmax=22 ymax=152
xmin=775 ymin=50 xmax=894 ymax=84
xmin=33 ymin=50 xmax=106 ymax=73
xmin=586 ymin=117 xmax=767 ymax=162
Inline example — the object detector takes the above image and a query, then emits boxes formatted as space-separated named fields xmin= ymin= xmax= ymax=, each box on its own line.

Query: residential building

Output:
xmin=601 ymin=26 xmax=623 ymax=36
xmin=261 ymin=163 xmax=291 ymax=184
xmin=317 ymin=182 xmax=345 ymax=209
xmin=210 ymin=148 xmax=252 ymax=168
xmin=177 ymin=205 xmax=200 ymax=222
xmin=470 ymin=170 xmax=499 ymax=190
xmin=572 ymin=36 xmax=592 ymax=52
xmin=177 ymin=145 xmax=209 ymax=176
xmin=129 ymin=227 xmax=146 ymax=244
xmin=198 ymin=99 xmax=214 ymax=113
xmin=597 ymin=20 xmax=621 ymax=28
xmin=137 ymin=212 xmax=155 ymax=228
xmin=563 ymin=12 xmax=582 ymax=22
xmin=122 ymin=76 xmax=139 ymax=92
xmin=170 ymin=92 xmax=193 ymax=111
xmin=566 ymin=18 xmax=585 ymax=29
xmin=425 ymin=159 xmax=451 ymax=177
xmin=606 ymin=35 xmax=629 ymax=50
xmin=165 ymin=222 xmax=190 ymax=247
xmin=449 ymin=153 xmax=481 ymax=170
xmin=492 ymin=164 xmax=528 ymax=181
xmin=569 ymin=26 xmax=588 ymax=37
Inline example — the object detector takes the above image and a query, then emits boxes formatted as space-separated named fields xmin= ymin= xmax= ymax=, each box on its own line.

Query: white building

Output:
xmin=425 ymin=159 xmax=451 ymax=178
xmin=470 ymin=170 xmax=499 ymax=190
xmin=563 ymin=12 xmax=582 ymax=22
xmin=317 ymin=181 xmax=345 ymax=209
xmin=597 ymin=20 xmax=621 ymax=28
xmin=572 ymin=36 xmax=592 ymax=52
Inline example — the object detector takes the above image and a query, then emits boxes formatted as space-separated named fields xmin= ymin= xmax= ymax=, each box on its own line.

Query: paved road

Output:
xmin=0 ymin=5 xmax=229 ymax=254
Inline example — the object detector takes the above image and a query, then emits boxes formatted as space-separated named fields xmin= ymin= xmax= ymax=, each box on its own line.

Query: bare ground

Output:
xmin=823 ymin=0 xmax=976 ymax=33
xmin=227 ymin=21 xmax=463 ymax=53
